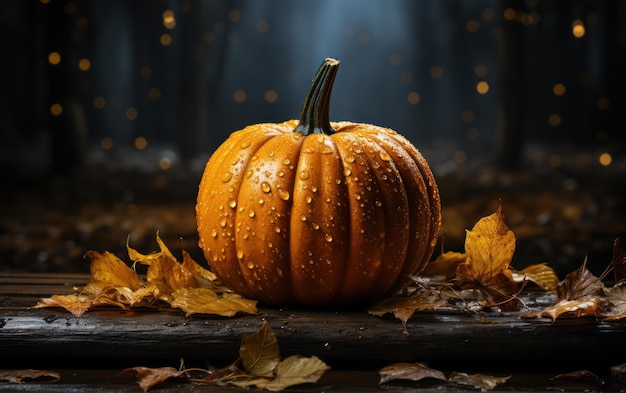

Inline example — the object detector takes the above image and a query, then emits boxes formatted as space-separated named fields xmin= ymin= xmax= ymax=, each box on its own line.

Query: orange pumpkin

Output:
xmin=196 ymin=58 xmax=441 ymax=306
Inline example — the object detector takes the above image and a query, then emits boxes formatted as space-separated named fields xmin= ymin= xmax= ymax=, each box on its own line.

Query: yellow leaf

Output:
xmin=511 ymin=263 xmax=559 ymax=292
xmin=421 ymin=251 xmax=466 ymax=282
xmin=247 ymin=355 xmax=330 ymax=391
xmin=30 ymin=294 xmax=93 ymax=318
xmin=127 ymin=231 xmax=176 ymax=266
xmin=170 ymin=287 xmax=257 ymax=317
xmin=146 ymin=254 xmax=201 ymax=302
xmin=83 ymin=250 xmax=142 ymax=295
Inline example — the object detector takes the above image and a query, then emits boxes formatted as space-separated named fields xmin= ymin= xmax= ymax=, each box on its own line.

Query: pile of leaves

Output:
xmin=31 ymin=232 xmax=258 ymax=318
xmin=23 ymin=201 xmax=626 ymax=391
xmin=368 ymin=203 xmax=626 ymax=331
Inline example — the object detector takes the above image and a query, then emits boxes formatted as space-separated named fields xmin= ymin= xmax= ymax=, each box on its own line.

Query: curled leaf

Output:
xmin=0 ymin=369 xmax=61 ymax=384
xmin=449 ymin=371 xmax=510 ymax=391
xmin=170 ymin=288 xmax=257 ymax=317
xmin=124 ymin=366 xmax=185 ymax=392
xmin=511 ymin=263 xmax=559 ymax=292
xmin=233 ymin=355 xmax=330 ymax=391
xmin=378 ymin=362 xmax=446 ymax=384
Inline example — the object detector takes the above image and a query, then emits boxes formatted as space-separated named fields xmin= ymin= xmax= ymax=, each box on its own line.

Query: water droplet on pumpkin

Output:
xmin=303 ymin=146 xmax=315 ymax=154
xmin=276 ymin=267 xmax=284 ymax=277
xmin=248 ymin=210 xmax=256 ymax=218
xmin=312 ymin=223 xmax=320 ymax=230
xmin=321 ymin=146 xmax=333 ymax=154
xmin=375 ymin=200 xmax=382 ymax=207
xmin=283 ymin=158 xmax=291 ymax=165
xmin=219 ymin=218 xmax=227 ymax=228
xmin=277 ymin=189 xmax=290 ymax=201
xmin=245 ymin=169 xmax=253 ymax=178
xmin=354 ymin=194 xmax=361 ymax=200
xmin=344 ymin=155 xmax=355 ymax=163
xmin=258 ymin=198 xmax=265 ymax=205
xmin=228 ymin=200 xmax=237 ymax=208
xmin=299 ymin=170 xmax=310 ymax=180
xmin=274 ymin=226 xmax=281 ymax=233
xmin=379 ymin=151 xmax=391 ymax=162
xmin=261 ymin=181 xmax=271 ymax=193
xmin=300 ymin=215 xmax=307 ymax=221
xmin=247 ymin=262 xmax=255 ymax=269
xmin=305 ymin=196 xmax=312 ymax=204
xmin=211 ymin=229 xmax=217 ymax=238
xmin=240 ymin=140 xmax=251 ymax=149
xmin=324 ymin=234 xmax=333 ymax=242
xmin=343 ymin=168 xmax=352 ymax=177
xmin=237 ymin=250 xmax=244 ymax=259
xmin=221 ymin=172 xmax=233 ymax=183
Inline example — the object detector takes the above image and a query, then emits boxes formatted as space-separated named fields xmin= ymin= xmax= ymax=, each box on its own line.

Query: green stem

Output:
xmin=294 ymin=58 xmax=340 ymax=135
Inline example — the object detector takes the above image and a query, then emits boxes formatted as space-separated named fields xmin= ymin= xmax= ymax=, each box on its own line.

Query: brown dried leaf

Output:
xmin=610 ymin=363 xmax=626 ymax=378
xmin=368 ymin=289 xmax=452 ymax=332
xmin=239 ymin=321 xmax=281 ymax=377
xmin=456 ymin=204 xmax=520 ymax=310
xmin=449 ymin=371 xmax=510 ymax=391
xmin=30 ymin=294 xmax=93 ymax=318
xmin=421 ymin=251 xmax=466 ymax=282
xmin=553 ymin=369 xmax=602 ymax=383
xmin=124 ymin=366 xmax=185 ymax=392
xmin=233 ymin=355 xmax=330 ymax=391
xmin=170 ymin=288 xmax=257 ymax=317
xmin=511 ymin=263 xmax=559 ymax=292
xmin=538 ymin=296 xmax=604 ymax=321
xmin=602 ymin=282 xmax=626 ymax=320
xmin=0 ymin=369 xmax=61 ymax=384
xmin=612 ymin=238 xmax=626 ymax=284
xmin=378 ymin=362 xmax=447 ymax=384
xmin=557 ymin=258 xmax=605 ymax=301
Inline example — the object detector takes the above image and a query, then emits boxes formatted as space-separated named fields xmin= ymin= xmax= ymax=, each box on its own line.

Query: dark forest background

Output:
xmin=1 ymin=0 xmax=625 ymax=277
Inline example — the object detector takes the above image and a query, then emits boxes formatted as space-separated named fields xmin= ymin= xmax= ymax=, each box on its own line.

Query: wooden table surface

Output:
xmin=2 ymin=272 xmax=626 ymax=392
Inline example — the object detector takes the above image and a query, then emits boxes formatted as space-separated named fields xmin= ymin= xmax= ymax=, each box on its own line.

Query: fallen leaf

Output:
xmin=239 ymin=321 xmax=281 ymax=377
xmin=610 ymin=363 xmax=626 ymax=378
xmin=83 ymin=250 xmax=142 ymax=295
xmin=30 ymin=294 xmax=93 ymax=318
xmin=602 ymin=282 xmax=626 ymax=320
xmin=378 ymin=362 xmax=447 ymax=384
xmin=124 ymin=366 xmax=185 ymax=392
xmin=368 ymin=288 xmax=452 ymax=333
xmin=146 ymin=253 xmax=201 ymax=302
xmin=456 ymin=203 xmax=520 ymax=310
xmin=233 ymin=355 xmax=330 ymax=391
xmin=553 ymin=369 xmax=602 ymax=382
xmin=170 ymin=288 xmax=257 ymax=317
xmin=448 ymin=371 xmax=510 ymax=391
xmin=511 ymin=263 xmax=559 ymax=292
xmin=0 ymin=369 xmax=61 ymax=384
xmin=421 ymin=251 xmax=466 ymax=282
xmin=611 ymin=238 xmax=626 ymax=284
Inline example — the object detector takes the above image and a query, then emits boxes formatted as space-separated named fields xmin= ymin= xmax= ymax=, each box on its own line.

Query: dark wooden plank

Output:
xmin=2 ymin=273 xmax=626 ymax=374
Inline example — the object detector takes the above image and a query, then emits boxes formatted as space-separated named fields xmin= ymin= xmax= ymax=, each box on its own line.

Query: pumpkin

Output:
xmin=196 ymin=58 xmax=441 ymax=306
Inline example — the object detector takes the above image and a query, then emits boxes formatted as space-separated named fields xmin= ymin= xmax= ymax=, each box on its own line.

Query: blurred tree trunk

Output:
xmin=495 ymin=0 xmax=526 ymax=171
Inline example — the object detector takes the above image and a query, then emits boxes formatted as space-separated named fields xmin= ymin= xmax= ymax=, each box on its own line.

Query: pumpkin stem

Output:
xmin=294 ymin=58 xmax=340 ymax=135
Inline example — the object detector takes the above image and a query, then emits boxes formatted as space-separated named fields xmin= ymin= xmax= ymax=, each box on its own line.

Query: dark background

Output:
xmin=1 ymin=0 xmax=625 ymax=280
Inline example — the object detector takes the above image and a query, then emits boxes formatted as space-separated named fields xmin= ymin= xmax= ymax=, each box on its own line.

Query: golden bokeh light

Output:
xmin=548 ymin=154 xmax=562 ymax=167
xmin=100 ymin=137 xmax=113 ymax=150
xmin=160 ymin=34 xmax=172 ymax=46
xmin=93 ymin=96 xmax=106 ymax=109
xmin=233 ymin=90 xmax=246 ymax=103
xmin=476 ymin=81 xmax=489 ymax=94
xmin=159 ymin=157 xmax=172 ymax=170
xmin=430 ymin=66 xmax=443 ymax=79
xmin=597 ymin=97 xmax=609 ymax=110
xmin=126 ymin=108 xmax=138 ymax=120
xmin=264 ymin=90 xmax=278 ymax=103
xmin=163 ymin=10 xmax=176 ymax=29
xmin=134 ymin=136 xmax=148 ymax=150
xmin=462 ymin=110 xmax=475 ymax=123
xmin=48 ymin=52 xmax=61 ymax=65
xmin=548 ymin=113 xmax=561 ymax=127
xmin=467 ymin=127 xmax=479 ymax=140
xmin=228 ymin=9 xmax=240 ymax=22
xmin=475 ymin=65 xmax=487 ymax=77
xmin=78 ymin=58 xmax=91 ymax=71
xmin=572 ymin=19 xmax=585 ymax=38
xmin=50 ymin=103 xmax=63 ymax=116
xmin=466 ymin=20 xmax=480 ymax=33
xmin=598 ymin=152 xmax=612 ymax=166
xmin=553 ymin=83 xmax=566 ymax=96
xmin=407 ymin=92 xmax=421 ymax=105
xmin=148 ymin=88 xmax=161 ymax=100
xmin=256 ymin=20 xmax=269 ymax=33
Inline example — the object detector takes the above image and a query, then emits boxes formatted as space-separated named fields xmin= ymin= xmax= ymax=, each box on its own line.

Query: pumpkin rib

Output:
xmin=359 ymin=127 xmax=435 ymax=292
xmin=356 ymin=128 xmax=411 ymax=296
xmin=196 ymin=126 xmax=283 ymax=299
xmin=289 ymin=132 xmax=350 ymax=305
xmin=234 ymin=131 xmax=305 ymax=305
xmin=331 ymin=131 xmax=390 ymax=303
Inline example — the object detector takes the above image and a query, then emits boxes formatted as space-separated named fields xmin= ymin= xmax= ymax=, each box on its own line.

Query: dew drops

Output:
xmin=237 ymin=250 xmax=244 ymax=259
xmin=277 ymin=189 xmax=290 ymax=201
xmin=221 ymin=172 xmax=233 ymax=182
xmin=247 ymin=262 xmax=255 ymax=269
xmin=375 ymin=200 xmax=382 ymax=207
xmin=211 ymin=229 xmax=217 ymax=238
xmin=379 ymin=151 xmax=391 ymax=162
xmin=321 ymin=146 xmax=333 ymax=154
xmin=283 ymin=158 xmax=291 ymax=165
xmin=274 ymin=226 xmax=281 ymax=233
xmin=344 ymin=155 xmax=355 ymax=163
xmin=258 ymin=198 xmax=265 ymax=205
xmin=219 ymin=218 xmax=227 ymax=228
xmin=228 ymin=199 xmax=237 ymax=208
xmin=303 ymin=146 xmax=315 ymax=154
xmin=240 ymin=140 xmax=251 ymax=149
xmin=300 ymin=215 xmax=307 ymax=221
xmin=261 ymin=181 xmax=271 ymax=193
xmin=305 ymin=195 xmax=312 ymax=204
xmin=324 ymin=234 xmax=333 ymax=242
xmin=343 ymin=168 xmax=352 ymax=177
xmin=299 ymin=170 xmax=310 ymax=180
xmin=248 ymin=210 xmax=256 ymax=218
